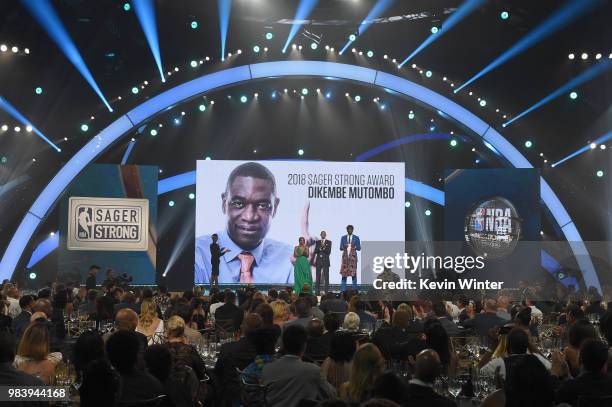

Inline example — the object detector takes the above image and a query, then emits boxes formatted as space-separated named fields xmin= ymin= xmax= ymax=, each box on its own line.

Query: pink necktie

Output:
xmin=238 ymin=252 xmax=255 ymax=283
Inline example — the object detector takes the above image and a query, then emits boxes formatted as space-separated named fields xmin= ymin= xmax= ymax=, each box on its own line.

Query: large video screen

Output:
xmin=195 ymin=160 xmax=405 ymax=285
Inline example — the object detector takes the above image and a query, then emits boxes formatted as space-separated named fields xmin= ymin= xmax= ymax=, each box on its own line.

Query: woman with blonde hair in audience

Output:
xmin=136 ymin=298 xmax=164 ymax=345
xmin=164 ymin=315 xmax=206 ymax=380
xmin=339 ymin=343 xmax=385 ymax=403
xmin=270 ymin=300 xmax=290 ymax=326
xmin=15 ymin=321 xmax=62 ymax=384
xmin=343 ymin=312 xmax=361 ymax=332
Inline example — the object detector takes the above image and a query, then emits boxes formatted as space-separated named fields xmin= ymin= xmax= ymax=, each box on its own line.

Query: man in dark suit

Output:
xmin=11 ymin=295 xmax=34 ymax=339
xmin=214 ymin=290 xmax=244 ymax=331
xmin=462 ymin=298 xmax=506 ymax=343
xmin=403 ymin=349 xmax=455 ymax=407
xmin=313 ymin=231 xmax=332 ymax=295
xmin=85 ymin=264 xmax=100 ymax=291
xmin=210 ymin=233 xmax=230 ymax=288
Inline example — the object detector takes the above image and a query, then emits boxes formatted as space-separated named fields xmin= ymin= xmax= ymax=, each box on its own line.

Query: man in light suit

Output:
xmin=339 ymin=225 xmax=361 ymax=292
xmin=313 ymin=231 xmax=332 ymax=295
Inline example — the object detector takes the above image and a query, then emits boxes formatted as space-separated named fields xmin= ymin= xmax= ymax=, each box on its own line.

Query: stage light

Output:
xmin=271 ymin=91 xmax=277 ymax=99
xmin=173 ymin=117 xmax=181 ymax=125
xmin=205 ymin=156 xmax=211 ymax=160
xmin=29 ymin=272 xmax=36 ymax=280
xmin=80 ymin=124 xmax=88 ymax=132
xmin=123 ymin=2 xmax=131 ymax=11
xmin=429 ymin=126 xmax=435 ymax=132
xmin=254 ymin=93 xmax=258 ymax=98
xmin=580 ymin=52 xmax=589 ymax=60
xmin=405 ymin=201 xmax=411 ymax=208
xmin=311 ymin=42 xmax=318 ymax=50
xmin=131 ymin=87 xmax=139 ymax=94
xmin=0 ymin=45 xmax=6 ymax=52
xmin=325 ymin=91 xmax=332 ymax=99
xmin=190 ymin=60 xmax=198 ymax=68
xmin=408 ymin=112 xmax=415 ymax=120
xmin=240 ymin=95 xmax=248 ymax=103
xmin=431 ymin=26 xmax=439 ymax=34
xmin=253 ymin=45 xmax=260 ymax=53
xmin=298 ymin=45 xmax=303 ymax=50
xmin=425 ymin=209 xmax=432 ymax=216
xmin=450 ymin=139 xmax=458 ymax=147
xmin=198 ymin=104 xmax=206 ymax=111
xmin=218 ymin=0 xmax=232 ymax=60
xmin=590 ymin=143 xmax=597 ymax=149
xmin=150 ymin=129 xmax=157 ymax=136
xmin=380 ymin=104 xmax=387 ymax=110
xmin=475 ymin=159 xmax=481 ymax=164
xmin=354 ymin=95 xmax=361 ymax=102
xmin=188 ymin=193 xmax=195 ymax=200
xmin=595 ymin=53 xmax=602 ymax=60
xmin=425 ymin=70 xmax=432 ymax=78
xmin=0 ymin=125 xmax=7 ymax=131
xmin=600 ymin=144 xmax=606 ymax=150
xmin=596 ymin=170 xmax=604 ymax=177
xmin=500 ymin=11 xmax=509 ymax=20
xmin=367 ymin=50 xmax=373 ymax=58
xmin=168 ymin=200 xmax=175 ymax=207
xmin=609 ymin=53 xmax=612 ymax=59
xmin=524 ymin=140 xmax=533 ymax=148
xmin=265 ymin=32 xmax=273 ymax=40
xmin=264 ymin=47 xmax=268 ymax=52
xmin=479 ymin=99 xmax=487 ymax=106
xmin=569 ymin=91 xmax=578 ymax=99
xmin=568 ymin=53 xmax=575 ymax=60
xmin=298 ymin=148 xmax=304 ymax=156
xmin=190 ymin=21 xmax=198 ymax=29
xmin=180 ymin=111 xmax=185 ymax=116
xmin=14 ymin=126 xmax=20 ymax=132
xmin=11 ymin=46 xmax=18 ymax=53
xmin=0 ymin=156 xmax=6 ymax=163
xmin=349 ymin=34 xmax=356 ymax=42
xmin=301 ymin=88 xmax=308 ymax=96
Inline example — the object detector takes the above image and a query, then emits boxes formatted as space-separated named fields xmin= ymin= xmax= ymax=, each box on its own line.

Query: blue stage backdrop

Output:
xmin=444 ymin=169 xmax=541 ymax=288
xmin=58 ymin=164 xmax=158 ymax=285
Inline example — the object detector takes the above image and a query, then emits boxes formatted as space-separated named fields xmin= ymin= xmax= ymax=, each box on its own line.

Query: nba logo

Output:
xmin=473 ymin=208 xmax=485 ymax=231
xmin=77 ymin=207 xmax=93 ymax=239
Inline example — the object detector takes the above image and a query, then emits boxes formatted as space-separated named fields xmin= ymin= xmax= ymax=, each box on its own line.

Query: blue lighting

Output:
xmin=282 ymin=0 xmax=320 ymax=53
xmin=26 ymin=231 xmax=58 ymax=269
xmin=325 ymin=91 xmax=332 ymax=99
xmin=500 ymin=11 xmax=509 ymax=20
xmin=132 ymin=87 xmax=139 ymax=94
xmin=190 ymin=60 xmax=198 ymax=68
xmin=552 ymin=130 xmax=612 ymax=167
xmin=217 ymin=0 xmax=232 ymax=61
xmin=503 ymin=59 xmax=612 ymax=127
xmin=399 ymin=0 xmax=486 ymax=67
xmin=0 ymin=60 xmax=599 ymax=292
xmin=271 ymin=91 xmax=277 ymax=99
xmin=367 ymin=50 xmax=374 ymax=58
xmin=455 ymin=0 xmax=600 ymax=93
xmin=123 ymin=2 xmax=131 ymax=11
xmin=132 ymin=0 xmax=166 ymax=83
xmin=354 ymin=95 xmax=361 ymax=102
xmin=21 ymin=0 xmax=113 ymax=111
xmin=150 ymin=128 xmax=157 ymax=136
xmin=569 ymin=91 xmax=578 ymax=99
xmin=168 ymin=200 xmax=175 ymax=207
xmin=35 ymin=87 xmax=42 ymax=95
xmin=240 ymin=95 xmax=248 ymax=103
xmin=253 ymin=45 xmax=260 ymax=53
xmin=340 ymin=0 xmax=395 ymax=54
xmin=265 ymin=32 xmax=273 ymax=40
xmin=429 ymin=126 xmax=436 ymax=132
xmin=0 ymin=96 xmax=61 ymax=152
xmin=475 ymin=159 xmax=481 ymax=164
xmin=190 ymin=21 xmax=198 ymax=29
xmin=81 ymin=124 xmax=89 ymax=132
xmin=173 ymin=117 xmax=181 ymax=125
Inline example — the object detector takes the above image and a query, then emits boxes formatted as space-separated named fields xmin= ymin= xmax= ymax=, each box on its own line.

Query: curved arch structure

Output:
xmin=0 ymin=61 xmax=599 ymax=291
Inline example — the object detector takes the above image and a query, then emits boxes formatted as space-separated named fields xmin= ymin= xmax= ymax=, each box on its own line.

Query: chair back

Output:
xmin=236 ymin=367 xmax=269 ymax=407
xmin=215 ymin=319 xmax=236 ymax=340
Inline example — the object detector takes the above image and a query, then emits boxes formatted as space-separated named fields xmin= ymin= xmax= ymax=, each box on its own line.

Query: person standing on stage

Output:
xmin=339 ymin=225 xmax=360 ymax=292
xmin=293 ymin=237 xmax=312 ymax=294
xmin=210 ymin=233 xmax=230 ymax=288
xmin=314 ymin=231 xmax=332 ymax=295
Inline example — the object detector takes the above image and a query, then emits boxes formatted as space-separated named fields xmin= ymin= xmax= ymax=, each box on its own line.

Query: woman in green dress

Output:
xmin=293 ymin=237 xmax=312 ymax=294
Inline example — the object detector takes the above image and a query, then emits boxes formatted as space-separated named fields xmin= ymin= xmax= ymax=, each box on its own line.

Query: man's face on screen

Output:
xmin=222 ymin=176 xmax=278 ymax=250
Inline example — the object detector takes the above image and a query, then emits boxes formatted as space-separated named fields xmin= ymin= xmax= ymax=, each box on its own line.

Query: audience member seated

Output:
xmin=555 ymin=339 xmax=612 ymax=406
xmin=480 ymin=327 xmax=550 ymax=379
xmin=320 ymin=293 xmax=348 ymax=315
xmin=284 ymin=297 xmax=314 ymax=330
xmin=499 ymin=353 xmax=555 ymax=407
xmin=214 ymin=290 xmax=244 ymax=332
xmin=0 ymin=331 xmax=44 ymax=386
xmin=106 ymin=329 xmax=164 ymax=402
xmin=6 ymin=286 xmax=21 ymax=318
xmin=73 ymin=331 xmax=105 ymax=380
xmin=321 ymin=332 xmax=356 ymax=391
xmin=240 ymin=326 xmax=280 ymax=384
xmin=304 ymin=318 xmax=330 ymax=362
xmin=113 ymin=291 xmax=140 ymax=317
xmin=271 ymin=300 xmax=291 ymax=327
xmin=263 ymin=324 xmax=335 ymax=406
xmin=78 ymin=290 xmax=98 ymax=318
xmin=14 ymin=321 xmax=62 ymax=384
xmin=372 ymin=371 xmax=406 ymax=405
xmin=403 ymin=349 xmax=455 ymax=407
xmin=145 ymin=344 xmax=198 ymax=407
xmin=342 ymin=312 xmax=360 ymax=332
xmin=79 ymin=358 xmax=120 ymax=407
xmin=254 ymin=302 xmax=282 ymax=338
xmin=461 ymin=298 xmax=507 ymax=341
xmin=430 ymin=301 xmax=460 ymax=336
xmin=372 ymin=309 xmax=418 ymax=360
xmin=338 ymin=343 xmax=384 ymax=403
xmin=164 ymin=315 xmax=207 ymax=380
xmin=354 ymin=299 xmax=377 ymax=331
xmin=136 ymin=298 xmax=165 ymax=345
xmin=564 ymin=320 xmax=598 ymax=377
xmin=167 ymin=300 xmax=201 ymax=344
xmin=11 ymin=294 xmax=34 ymax=339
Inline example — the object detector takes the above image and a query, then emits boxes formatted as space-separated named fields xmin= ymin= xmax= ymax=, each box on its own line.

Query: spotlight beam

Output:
xmin=132 ymin=0 xmax=165 ymax=83
xmin=218 ymin=0 xmax=233 ymax=61
xmin=20 ymin=0 xmax=113 ymax=112
xmin=552 ymin=130 xmax=612 ymax=168
xmin=454 ymin=0 xmax=602 ymax=93
xmin=282 ymin=0 xmax=320 ymax=54
xmin=503 ymin=59 xmax=612 ymax=127
xmin=339 ymin=0 xmax=395 ymax=55
xmin=0 ymin=96 xmax=61 ymax=152
xmin=398 ymin=0 xmax=486 ymax=67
